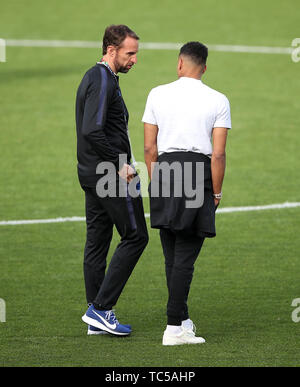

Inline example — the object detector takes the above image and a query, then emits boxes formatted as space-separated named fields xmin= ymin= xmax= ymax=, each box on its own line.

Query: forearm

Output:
xmin=84 ymin=129 xmax=120 ymax=168
xmin=144 ymin=146 xmax=158 ymax=180
xmin=82 ymin=75 xmax=123 ymax=169
xmin=211 ymin=152 xmax=226 ymax=195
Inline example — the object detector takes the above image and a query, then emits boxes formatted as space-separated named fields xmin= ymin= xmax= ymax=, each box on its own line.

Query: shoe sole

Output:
xmin=82 ymin=314 xmax=131 ymax=336
xmin=163 ymin=338 xmax=206 ymax=346
xmin=87 ymin=329 xmax=109 ymax=335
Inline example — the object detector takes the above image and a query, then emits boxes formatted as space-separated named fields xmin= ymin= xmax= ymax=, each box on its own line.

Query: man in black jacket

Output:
xmin=76 ymin=25 xmax=148 ymax=336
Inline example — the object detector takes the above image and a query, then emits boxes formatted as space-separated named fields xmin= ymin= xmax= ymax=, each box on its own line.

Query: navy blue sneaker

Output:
xmin=87 ymin=323 xmax=132 ymax=335
xmin=87 ymin=325 xmax=109 ymax=335
xmin=82 ymin=305 xmax=131 ymax=336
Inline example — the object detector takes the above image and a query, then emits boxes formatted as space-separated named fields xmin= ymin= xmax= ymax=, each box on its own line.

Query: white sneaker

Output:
xmin=181 ymin=318 xmax=195 ymax=331
xmin=162 ymin=327 xmax=206 ymax=346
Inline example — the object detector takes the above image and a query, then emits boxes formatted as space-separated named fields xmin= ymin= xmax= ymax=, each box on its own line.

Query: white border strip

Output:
xmin=5 ymin=39 xmax=293 ymax=55
xmin=0 ymin=202 xmax=299 ymax=226
xmin=217 ymin=201 xmax=300 ymax=213
xmin=6 ymin=39 xmax=101 ymax=48
xmin=0 ymin=216 xmax=86 ymax=226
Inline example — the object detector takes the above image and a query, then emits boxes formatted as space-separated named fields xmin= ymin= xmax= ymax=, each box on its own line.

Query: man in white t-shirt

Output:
xmin=142 ymin=41 xmax=231 ymax=346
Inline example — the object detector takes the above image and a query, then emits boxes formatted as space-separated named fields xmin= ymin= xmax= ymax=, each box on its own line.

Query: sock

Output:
xmin=93 ymin=303 xmax=107 ymax=311
xmin=166 ymin=325 xmax=183 ymax=335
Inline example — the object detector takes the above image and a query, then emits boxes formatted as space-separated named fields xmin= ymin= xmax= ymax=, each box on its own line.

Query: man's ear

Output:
xmin=202 ymin=65 xmax=207 ymax=75
xmin=177 ymin=56 xmax=184 ymax=73
xmin=106 ymin=45 xmax=117 ymax=58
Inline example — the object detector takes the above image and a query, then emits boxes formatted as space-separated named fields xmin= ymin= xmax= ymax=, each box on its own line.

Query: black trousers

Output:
xmin=159 ymin=228 xmax=205 ymax=326
xmin=80 ymin=177 xmax=148 ymax=310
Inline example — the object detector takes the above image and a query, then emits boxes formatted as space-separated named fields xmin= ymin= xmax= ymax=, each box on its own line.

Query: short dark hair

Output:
xmin=179 ymin=41 xmax=208 ymax=66
xmin=102 ymin=24 xmax=139 ymax=55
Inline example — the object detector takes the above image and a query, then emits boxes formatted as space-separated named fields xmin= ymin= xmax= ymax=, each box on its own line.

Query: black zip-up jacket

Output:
xmin=75 ymin=63 xmax=131 ymax=176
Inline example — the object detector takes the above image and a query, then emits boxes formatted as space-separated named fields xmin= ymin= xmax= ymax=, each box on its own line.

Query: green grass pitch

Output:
xmin=0 ymin=0 xmax=300 ymax=367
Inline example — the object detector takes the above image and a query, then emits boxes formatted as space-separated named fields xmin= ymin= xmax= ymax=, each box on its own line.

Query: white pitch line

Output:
xmin=4 ymin=39 xmax=293 ymax=55
xmin=0 ymin=216 xmax=86 ymax=226
xmin=216 ymin=201 xmax=300 ymax=213
xmin=5 ymin=39 xmax=101 ymax=48
xmin=0 ymin=202 xmax=299 ymax=226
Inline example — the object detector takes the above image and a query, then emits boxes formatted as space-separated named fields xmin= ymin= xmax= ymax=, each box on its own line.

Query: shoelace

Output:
xmin=105 ymin=310 xmax=119 ymax=325
xmin=192 ymin=323 xmax=196 ymax=334
xmin=183 ymin=323 xmax=197 ymax=336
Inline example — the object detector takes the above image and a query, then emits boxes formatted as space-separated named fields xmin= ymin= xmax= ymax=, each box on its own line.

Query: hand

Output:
xmin=118 ymin=163 xmax=135 ymax=183
xmin=214 ymin=198 xmax=220 ymax=209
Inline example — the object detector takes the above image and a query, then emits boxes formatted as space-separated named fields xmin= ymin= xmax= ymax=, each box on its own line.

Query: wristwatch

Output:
xmin=213 ymin=192 xmax=222 ymax=200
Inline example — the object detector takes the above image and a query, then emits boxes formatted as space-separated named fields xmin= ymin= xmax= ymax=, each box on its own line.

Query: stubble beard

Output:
xmin=118 ymin=66 xmax=130 ymax=74
xmin=114 ymin=57 xmax=131 ymax=74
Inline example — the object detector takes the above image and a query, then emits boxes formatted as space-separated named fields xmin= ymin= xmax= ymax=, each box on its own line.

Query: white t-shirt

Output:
xmin=142 ymin=77 xmax=231 ymax=157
